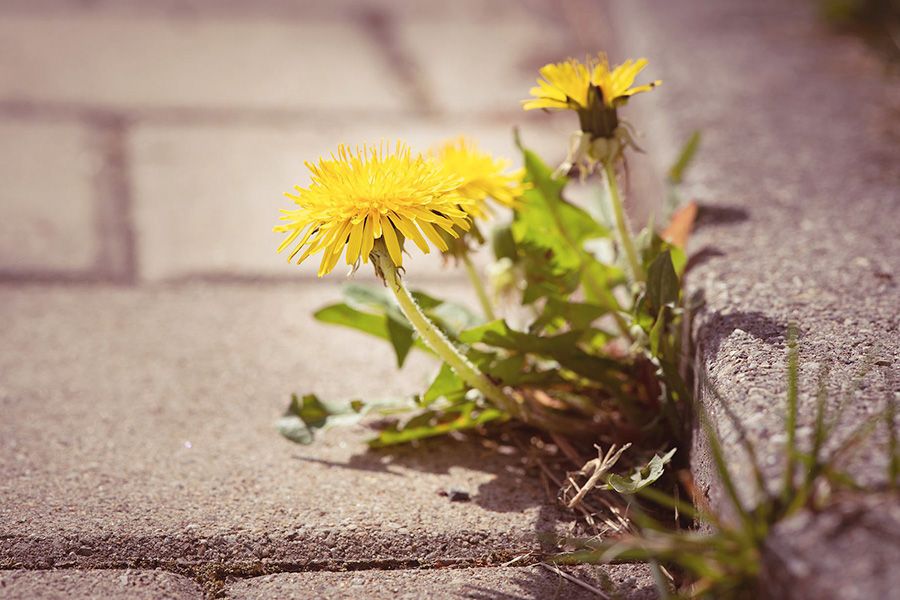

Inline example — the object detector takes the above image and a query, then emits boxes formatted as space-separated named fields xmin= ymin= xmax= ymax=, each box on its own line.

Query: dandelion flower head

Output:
xmin=275 ymin=142 xmax=473 ymax=276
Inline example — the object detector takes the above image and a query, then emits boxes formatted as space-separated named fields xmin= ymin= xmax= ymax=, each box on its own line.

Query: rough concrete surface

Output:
xmin=761 ymin=493 xmax=900 ymax=600
xmin=224 ymin=565 xmax=657 ymax=600
xmin=0 ymin=283 xmax=568 ymax=571
xmin=615 ymin=0 xmax=900 ymax=596
xmin=0 ymin=569 xmax=202 ymax=599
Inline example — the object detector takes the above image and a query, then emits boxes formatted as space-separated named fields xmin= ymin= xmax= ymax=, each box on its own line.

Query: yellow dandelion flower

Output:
xmin=431 ymin=137 xmax=528 ymax=218
xmin=522 ymin=53 xmax=660 ymax=112
xmin=275 ymin=142 xmax=473 ymax=277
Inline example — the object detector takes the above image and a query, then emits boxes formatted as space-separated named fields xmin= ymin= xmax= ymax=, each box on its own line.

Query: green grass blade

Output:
xmin=781 ymin=324 xmax=800 ymax=505
xmin=668 ymin=131 xmax=702 ymax=184
xmin=801 ymin=364 xmax=832 ymax=503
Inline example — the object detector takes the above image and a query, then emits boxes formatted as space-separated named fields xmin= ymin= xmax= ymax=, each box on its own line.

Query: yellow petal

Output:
xmin=417 ymin=220 xmax=449 ymax=251
xmin=345 ymin=221 xmax=364 ymax=264
xmin=392 ymin=213 xmax=430 ymax=254
xmin=360 ymin=214 xmax=376 ymax=263
xmin=381 ymin=215 xmax=403 ymax=266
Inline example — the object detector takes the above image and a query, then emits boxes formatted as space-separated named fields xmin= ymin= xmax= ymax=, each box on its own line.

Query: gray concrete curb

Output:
xmin=613 ymin=0 xmax=899 ymax=597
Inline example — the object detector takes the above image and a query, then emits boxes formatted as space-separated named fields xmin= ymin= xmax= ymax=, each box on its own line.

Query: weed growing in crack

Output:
xmin=274 ymin=55 xmax=701 ymax=465
xmin=551 ymin=327 xmax=899 ymax=599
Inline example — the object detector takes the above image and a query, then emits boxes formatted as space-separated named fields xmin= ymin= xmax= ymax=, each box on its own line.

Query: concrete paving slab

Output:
xmin=129 ymin=119 xmax=566 ymax=282
xmin=223 ymin=565 xmax=658 ymax=600
xmin=0 ymin=282 xmax=565 ymax=570
xmin=761 ymin=493 xmax=900 ymax=600
xmin=0 ymin=13 xmax=408 ymax=113
xmin=0 ymin=119 xmax=100 ymax=275
xmin=0 ymin=569 xmax=202 ymax=600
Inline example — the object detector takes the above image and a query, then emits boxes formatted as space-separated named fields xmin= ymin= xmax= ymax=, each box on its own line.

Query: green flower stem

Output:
xmin=604 ymin=161 xmax=643 ymax=283
xmin=461 ymin=252 xmax=496 ymax=321
xmin=374 ymin=247 xmax=520 ymax=419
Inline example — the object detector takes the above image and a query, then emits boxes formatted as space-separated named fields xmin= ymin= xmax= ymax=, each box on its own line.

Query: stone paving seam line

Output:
xmin=356 ymin=7 xmax=438 ymax=117
xmin=90 ymin=113 xmax=138 ymax=284
xmin=0 ymin=559 xmax=655 ymax=600
xmin=0 ymin=100 xmax=529 ymax=131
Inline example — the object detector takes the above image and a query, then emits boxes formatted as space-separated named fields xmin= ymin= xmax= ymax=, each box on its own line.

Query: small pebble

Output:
xmin=438 ymin=488 xmax=471 ymax=502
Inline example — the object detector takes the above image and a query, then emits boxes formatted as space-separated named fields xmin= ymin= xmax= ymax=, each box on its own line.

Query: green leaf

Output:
xmin=314 ymin=303 xmax=426 ymax=368
xmin=427 ymin=300 xmax=483 ymax=338
xmin=460 ymin=320 xmax=626 ymax=388
xmin=385 ymin=317 xmax=414 ymax=367
xmin=369 ymin=403 xmax=507 ymax=447
xmin=410 ymin=290 xmax=444 ymax=311
xmin=510 ymin=143 xmax=612 ymax=306
xmin=646 ymin=250 xmax=679 ymax=314
xmin=277 ymin=393 xmax=363 ymax=445
xmin=531 ymin=299 xmax=609 ymax=333
xmin=314 ymin=303 xmax=391 ymax=343
xmin=343 ymin=282 xmax=392 ymax=309
xmin=278 ymin=393 xmax=417 ymax=445
xmin=485 ymin=354 xmax=527 ymax=385
xmin=491 ymin=224 xmax=518 ymax=261
xmin=422 ymin=363 xmax=467 ymax=405
xmin=318 ymin=283 xmax=479 ymax=365
xmin=512 ymin=188 xmax=608 ymax=274
xmin=519 ymin=248 xmax=581 ymax=304
xmin=343 ymin=282 xmax=411 ymax=327
xmin=605 ymin=448 xmax=677 ymax=494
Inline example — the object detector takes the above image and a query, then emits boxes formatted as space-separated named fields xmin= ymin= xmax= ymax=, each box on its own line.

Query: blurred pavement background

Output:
xmin=0 ymin=0 xmax=625 ymax=284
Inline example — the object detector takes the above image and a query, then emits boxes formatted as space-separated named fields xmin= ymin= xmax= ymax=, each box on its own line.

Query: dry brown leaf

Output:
xmin=661 ymin=200 xmax=698 ymax=248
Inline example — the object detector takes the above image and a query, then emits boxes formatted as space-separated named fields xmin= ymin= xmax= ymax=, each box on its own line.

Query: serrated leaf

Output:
xmin=277 ymin=393 xmax=357 ymax=445
xmin=460 ymin=320 xmax=626 ymax=389
xmin=343 ymin=282 xmax=411 ymax=328
xmin=278 ymin=393 xmax=416 ymax=445
xmin=532 ymin=299 xmax=609 ymax=333
xmin=669 ymin=245 xmax=687 ymax=277
xmin=320 ymin=283 xmax=477 ymax=365
xmin=512 ymin=146 xmax=606 ymax=260
xmin=314 ymin=303 xmax=389 ymax=340
xmin=277 ymin=413 xmax=315 ymax=445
